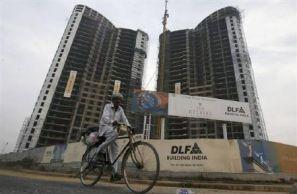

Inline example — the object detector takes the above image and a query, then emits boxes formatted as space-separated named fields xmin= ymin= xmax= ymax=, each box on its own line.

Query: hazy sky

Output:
xmin=0 ymin=0 xmax=296 ymax=153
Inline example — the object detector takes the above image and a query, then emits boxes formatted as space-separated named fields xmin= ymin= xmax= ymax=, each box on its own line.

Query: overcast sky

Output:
xmin=0 ymin=0 xmax=296 ymax=153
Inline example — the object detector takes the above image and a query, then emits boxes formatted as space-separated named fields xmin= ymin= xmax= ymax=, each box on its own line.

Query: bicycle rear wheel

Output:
xmin=80 ymin=147 xmax=104 ymax=186
xmin=121 ymin=141 xmax=160 ymax=193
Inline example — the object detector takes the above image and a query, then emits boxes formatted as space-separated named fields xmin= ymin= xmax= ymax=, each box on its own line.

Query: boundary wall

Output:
xmin=1 ymin=139 xmax=296 ymax=174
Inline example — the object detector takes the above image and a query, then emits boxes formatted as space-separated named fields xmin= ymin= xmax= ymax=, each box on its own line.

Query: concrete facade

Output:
xmin=14 ymin=117 xmax=30 ymax=152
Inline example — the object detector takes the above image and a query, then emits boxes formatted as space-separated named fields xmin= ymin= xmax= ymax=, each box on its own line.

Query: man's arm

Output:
xmin=100 ymin=104 xmax=112 ymax=125
xmin=120 ymin=108 xmax=130 ymax=127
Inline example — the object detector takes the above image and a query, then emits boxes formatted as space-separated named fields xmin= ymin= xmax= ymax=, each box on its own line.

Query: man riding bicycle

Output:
xmin=80 ymin=92 xmax=160 ymax=193
xmin=95 ymin=93 xmax=130 ymax=182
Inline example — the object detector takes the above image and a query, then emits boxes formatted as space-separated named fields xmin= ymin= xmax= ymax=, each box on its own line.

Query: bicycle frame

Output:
xmin=80 ymin=127 xmax=159 ymax=193
xmin=107 ymin=131 xmax=140 ymax=166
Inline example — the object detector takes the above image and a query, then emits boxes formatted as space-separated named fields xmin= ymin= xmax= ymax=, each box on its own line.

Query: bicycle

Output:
xmin=79 ymin=124 xmax=160 ymax=193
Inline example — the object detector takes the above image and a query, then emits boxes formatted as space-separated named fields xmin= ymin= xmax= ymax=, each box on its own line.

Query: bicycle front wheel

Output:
xmin=122 ymin=141 xmax=160 ymax=193
xmin=79 ymin=147 xmax=104 ymax=186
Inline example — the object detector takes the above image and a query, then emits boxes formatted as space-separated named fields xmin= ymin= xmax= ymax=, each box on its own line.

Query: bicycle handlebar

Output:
xmin=115 ymin=123 xmax=136 ymax=135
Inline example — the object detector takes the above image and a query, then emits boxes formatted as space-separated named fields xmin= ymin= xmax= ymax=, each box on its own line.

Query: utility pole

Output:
xmin=157 ymin=0 xmax=169 ymax=139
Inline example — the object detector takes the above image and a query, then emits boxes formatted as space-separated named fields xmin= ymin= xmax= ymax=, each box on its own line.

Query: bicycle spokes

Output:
xmin=80 ymin=147 xmax=104 ymax=187
xmin=122 ymin=142 xmax=160 ymax=193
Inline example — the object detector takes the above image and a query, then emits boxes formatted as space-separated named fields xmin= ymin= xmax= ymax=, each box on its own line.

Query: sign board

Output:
xmin=148 ymin=139 xmax=242 ymax=173
xmin=175 ymin=83 xmax=181 ymax=94
xmin=113 ymin=80 xmax=121 ymax=94
xmin=41 ymin=145 xmax=55 ymax=163
xmin=168 ymin=93 xmax=252 ymax=124
xmin=131 ymin=90 xmax=168 ymax=116
xmin=51 ymin=144 xmax=67 ymax=163
xmin=64 ymin=70 xmax=77 ymax=97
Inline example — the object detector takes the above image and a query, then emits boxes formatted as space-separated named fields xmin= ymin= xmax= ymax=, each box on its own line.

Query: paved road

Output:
xmin=0 ymin=170 xmax=289 ymax=194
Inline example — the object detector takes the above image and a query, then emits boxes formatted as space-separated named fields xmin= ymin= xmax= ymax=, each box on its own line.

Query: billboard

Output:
xmin=64 ymin=70 xmax=77 ymax=98
xmin=41 ymin=145 xmax=55 ymax=163
xmin=168 ymin=93 xmax=252 ymax=123
xmin=113 ymin=80 xmax=121 ymax=94
xmin=51 ymin=144 xmax=67 ymax=163
xmin=274 ymin=142 xmax=297 ymax=173
xmin=131 ymin=90 xmax=168 ymax=116
xmin=148 ymin=139 xmax=242 ymax=173
xmin=238 ymin=140 xmax=277 ymax=173
xmin=40 ymin=145 xmax=68 ymax=163
xmin=2 ymin=139 xmax=295 ymax=174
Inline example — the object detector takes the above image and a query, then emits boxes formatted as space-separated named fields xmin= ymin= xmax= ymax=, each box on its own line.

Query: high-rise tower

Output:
xmin=157 ymin=6 xmax=267 ymax=140
xmin=18 ymin=5 xmax=148 ymax=151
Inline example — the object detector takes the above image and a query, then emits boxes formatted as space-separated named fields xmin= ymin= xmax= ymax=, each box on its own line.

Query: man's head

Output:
xmin=111 ymin=93 xmax=124 ymax=109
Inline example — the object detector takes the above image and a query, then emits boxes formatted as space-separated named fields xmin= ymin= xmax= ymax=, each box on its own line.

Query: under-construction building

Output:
xmin=157 ymin=6 xmax=267 ymax=140
xmin=17 ymin=5 xmax=148 ymax=151
xmin=14 ymin=117 xmax=30 ymax=152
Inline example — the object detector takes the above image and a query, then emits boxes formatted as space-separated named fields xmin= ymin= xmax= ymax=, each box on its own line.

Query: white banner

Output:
xmin=113 ymin=80 xmax=121 ymax=94
xmin=64 ymin=70 xmax=77 ymax=98
xmin=168 ymin=93 xmax=252 ymax=123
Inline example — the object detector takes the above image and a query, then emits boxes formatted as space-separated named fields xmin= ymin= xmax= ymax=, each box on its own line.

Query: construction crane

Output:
xmin=156 ymin=0 xmax=169 ymax=139
xmin=159 ymin=0 xmax=169 ymax=91
xmin=143 ymin=0 xmax=169 ymax=140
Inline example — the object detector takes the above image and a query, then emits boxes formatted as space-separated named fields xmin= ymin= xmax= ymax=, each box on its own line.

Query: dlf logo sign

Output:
xmin=171 ymin=143 xmax=202 ymax=154
xmin=167 ymin=142 xmax=208 ymax=160
xmin=227 ymin=106 xmax=246 ymax=114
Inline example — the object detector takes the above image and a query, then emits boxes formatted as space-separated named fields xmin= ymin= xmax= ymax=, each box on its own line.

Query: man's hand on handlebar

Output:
xmin=112 ymin=120 xmax=118 ymax=126
xmin=129 ymin=126 xmax=136 ymax=135
xmin=113 ymin=122 xmax=136 ymax=135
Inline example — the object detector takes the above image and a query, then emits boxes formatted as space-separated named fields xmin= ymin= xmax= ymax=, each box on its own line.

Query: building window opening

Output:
xmin=25 ymin=143 xmax=30 ymax=148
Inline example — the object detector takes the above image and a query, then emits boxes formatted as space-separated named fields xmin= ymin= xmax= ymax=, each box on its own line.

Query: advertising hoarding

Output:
xmin=131 ymin=90 xmax=168 ymax=116
xmin=41 ymin=145 xmax=55 ymax=163
xmin=51 ymin=144 xmax=67 ymax=163
xmin=9 ymin=139 xmax=296 ymax=174
xmin=274 ymin=142 xmax=297 ymax=173
xmin=168 ymin=93 xmax=252 ymax=123
xmin=113 ymin=80 xmax=121 ymax=94
xmin=149 ymin=139 xmax=243 ymax=173
xmin=64 ymin=70 xmax=77 ymax=98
